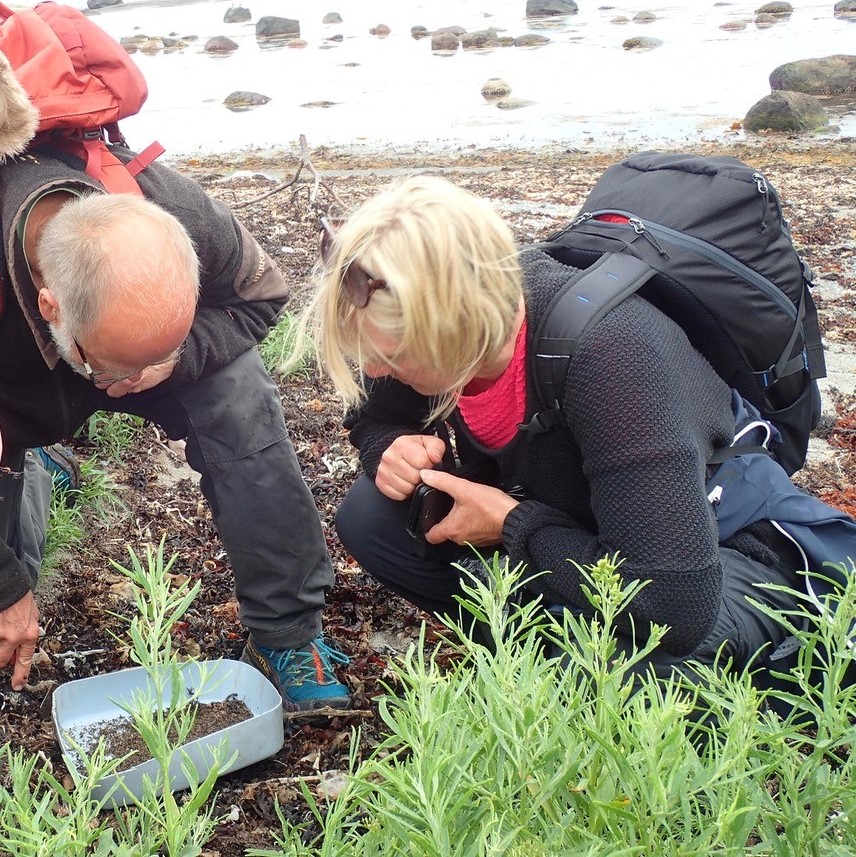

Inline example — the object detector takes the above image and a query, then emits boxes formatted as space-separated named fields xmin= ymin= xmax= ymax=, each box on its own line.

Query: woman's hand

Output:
xmin=375 ymin=434 xmax=447 ymax=501
xmin=418 ymin=468 xmax=519 ymax=547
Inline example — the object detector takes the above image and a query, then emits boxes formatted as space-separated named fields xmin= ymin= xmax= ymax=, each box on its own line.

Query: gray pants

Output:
xmin=7 ymin=349 xmax=332 ymax=650
xmin=6 ymin=451 xmax=52 ymax=586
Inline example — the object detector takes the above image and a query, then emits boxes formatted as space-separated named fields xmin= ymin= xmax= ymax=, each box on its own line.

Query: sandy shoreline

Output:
xmin=166 ymin=133 xmax=856 ymax=176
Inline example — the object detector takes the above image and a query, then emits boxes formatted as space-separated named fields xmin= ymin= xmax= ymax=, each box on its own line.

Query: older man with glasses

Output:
xmin=0 ymin=113 xmax=350 ymax=714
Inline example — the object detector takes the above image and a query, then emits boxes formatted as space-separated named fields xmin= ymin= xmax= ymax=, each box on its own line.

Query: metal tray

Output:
xmin=52 ymin=658 xmax=283 ymax=807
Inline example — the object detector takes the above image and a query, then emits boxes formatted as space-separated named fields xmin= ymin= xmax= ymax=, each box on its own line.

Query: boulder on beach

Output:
xmin=744 ymin=90 xmax=830 ymax=131
xmin=204 ymin=35 xmax=239 ymax=53
xmin=481 ymin=77 xmax=512 ymax=99
xmin=87 ymin=0 xmax=121 ymax=9
xmin=755 ymin=1 xmax=792 ymax=13
xmin=256 ymin=16 xmax=300 ymax=38
xmin=435 ymin=25 xmax=466 ymax=35
xmin=835 ymin=1 xmax=856 ymax=17
xmin=623 ymin=36 xmax=663 ymax=50
xmin=224 ymin=7 xmax=251 ymax=24
xmin=525 ymin=0 xmax=578 ymax=17
xmin=411 ymin=25 xmax=430 ymax=39
xmin=770 ymin=55 xmax=856 ymax=94
xmin=224 ymin=91 xmax=271 ymax=110
xmin=322 ymin=12 xmax=343 ymax=24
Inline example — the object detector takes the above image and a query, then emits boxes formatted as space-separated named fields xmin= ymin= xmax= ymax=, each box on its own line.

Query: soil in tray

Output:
xmin=70 ymin=698 xmax=253 ymax=772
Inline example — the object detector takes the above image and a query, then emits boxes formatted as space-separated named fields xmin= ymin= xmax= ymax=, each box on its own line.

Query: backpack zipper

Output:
xmin=570 ymin=210 xmax=797 ymax=321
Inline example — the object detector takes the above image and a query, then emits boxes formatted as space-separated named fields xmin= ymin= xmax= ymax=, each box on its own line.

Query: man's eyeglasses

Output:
xmin=319 ymin=216 xmax=388 ymax=309
xmin=73 ymin=335 xmax=182 ymax=387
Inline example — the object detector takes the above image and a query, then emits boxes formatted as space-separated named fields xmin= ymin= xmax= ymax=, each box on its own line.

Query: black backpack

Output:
xmin=526 ymin=151 xmax=826 ymax=476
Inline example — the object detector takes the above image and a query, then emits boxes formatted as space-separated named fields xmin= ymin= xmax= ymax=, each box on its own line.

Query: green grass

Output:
xmin=42 ymin=455 xmax=124 ymax=576
xmin=78 ymin=412 xmax=146 ymax=464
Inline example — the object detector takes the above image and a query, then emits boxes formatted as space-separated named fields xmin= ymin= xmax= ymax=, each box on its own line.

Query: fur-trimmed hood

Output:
xmin=0 ymin=51 xmax=38 ymax=163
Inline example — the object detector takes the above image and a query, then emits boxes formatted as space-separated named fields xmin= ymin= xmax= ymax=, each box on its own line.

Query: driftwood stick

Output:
xmin=231 ymin=134 xmax=346 ymax=211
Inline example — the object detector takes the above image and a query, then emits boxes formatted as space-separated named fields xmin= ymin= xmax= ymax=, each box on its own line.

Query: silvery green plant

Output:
xmin=103 ymin=539 xmax=234 ymax=854
xmin=0 ymin=539 xmax=233 ymax=856
xmin=253 ymin=554 xmax=856 ymax=856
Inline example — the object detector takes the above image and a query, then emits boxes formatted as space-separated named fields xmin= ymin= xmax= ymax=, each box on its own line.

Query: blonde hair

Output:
xmin=306 ymin=175 xmax=522 ymax=422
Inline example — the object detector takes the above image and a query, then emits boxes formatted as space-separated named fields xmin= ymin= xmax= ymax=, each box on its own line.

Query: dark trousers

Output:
xmin=336 ymin=474 xmax=803 ymax=679
xmin=3 ymin=349 xmax=332 ymax=650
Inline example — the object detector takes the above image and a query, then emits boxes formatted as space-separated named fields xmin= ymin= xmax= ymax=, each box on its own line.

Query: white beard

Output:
xmin=49 ymin=323 xmax=90 ymax=380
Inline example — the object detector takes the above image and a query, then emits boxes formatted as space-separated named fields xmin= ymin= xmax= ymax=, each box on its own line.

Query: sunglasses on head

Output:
xmin=318 ymin=216 xmax=387 ymax=309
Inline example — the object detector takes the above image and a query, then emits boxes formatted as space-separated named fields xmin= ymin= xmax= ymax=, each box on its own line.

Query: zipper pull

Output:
xmin=753 ymin=173 xmax=769 ymax=231
xmin=707 ymin=484 xmax=723 ymax=506
xmin=570 ymin=211 xmax=593 ymax=228
xmin=628 ymin=217 xmax=669 ymax=256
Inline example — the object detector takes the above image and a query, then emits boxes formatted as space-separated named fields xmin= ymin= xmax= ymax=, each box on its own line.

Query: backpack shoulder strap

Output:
xmin=520 ymin=251 xmax=657 ymax=435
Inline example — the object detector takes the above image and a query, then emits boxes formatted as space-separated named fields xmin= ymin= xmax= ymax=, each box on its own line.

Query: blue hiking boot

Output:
xmin=240 ymin=635 xmax=352 ymax=713
xmin=33 ymin=445 xmax=80 ymax=492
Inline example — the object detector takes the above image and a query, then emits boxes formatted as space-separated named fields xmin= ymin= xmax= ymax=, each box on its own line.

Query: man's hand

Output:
xmin=104 ymin=359 xmax=177 ymax=398
xmin=375 ymin=434 xmax=447 ymax=501
xmin=418 ymin=468 xmax=519 ymax=547
xmin=0 ymin=591 xmax=40 ymax=691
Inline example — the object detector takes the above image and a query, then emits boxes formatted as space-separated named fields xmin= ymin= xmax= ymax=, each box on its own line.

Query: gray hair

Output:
xmin=36 ymin=192 xmax=200 ymax=339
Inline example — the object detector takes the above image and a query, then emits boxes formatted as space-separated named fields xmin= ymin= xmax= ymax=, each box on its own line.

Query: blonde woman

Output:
xmin=310 ymin=175 xmax=804 ymax=682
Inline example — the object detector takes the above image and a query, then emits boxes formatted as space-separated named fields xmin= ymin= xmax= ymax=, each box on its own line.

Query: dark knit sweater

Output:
xmin=345 ymin=249 xmax=740 ymax=656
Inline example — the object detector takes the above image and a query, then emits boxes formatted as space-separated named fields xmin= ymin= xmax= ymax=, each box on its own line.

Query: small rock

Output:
xmin=623 ymin=36 xmax=663 ymax=50
xmin=431 ymin=31 xmax=460 ymax=51
xmin=435 ymin=24 xmax=466 ymax=35
xmin=525 ymin=0 xmax=578 ymax=16
xmin=287 ymin=38 xmax=308 ymax=48
xmin=755 ymin=12 xmax=778 ymax=27
xmin=205 ymin=36 xmax=239 ymax=53
xmin=87 ymin=0 xmax=121 ymax=8
xmin=633 ymin=10 xmax=657 ymax=22
xmin=514 ymin=33 xmax=550 ymax=47
xmin=496 ymin=97 xmax=536 ymax=110
xmin=755 ymin=1 xmax=792 ymax=13
xmin=224 ymin=6 xmax=251 ymax=24
xmin=720 ymin=20 xmax=748 ymax=30
xmin=322 ymin=12 xmax=343 ymax=24
xmin=481 ymin=77 xmax=512 ymax=99
xmin=327 ymin=34 xmax=343 ymax=42
xmin=461 ymin=28 xmax=499 ymax=49
xmin=300 ymin=100 xmax=339 ymax=108
xmin=611 ymin=16 xmax=630 ymax=24
xmin=834 ymin=0 xmax=856 ymax=17
xmin=411 ymin=25 xmax=430 ymax=39
xmin=369 ymin=23 xmax=391 ymax=36
xmin=256 ymin=16 xmax=300 ymax=38
xmin=224 ymin=91 xmax=271 ymax=109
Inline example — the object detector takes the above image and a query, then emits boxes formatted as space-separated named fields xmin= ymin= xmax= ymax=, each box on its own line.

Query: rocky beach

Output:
xmin=0 ymin=131 xmax=850 ymax=854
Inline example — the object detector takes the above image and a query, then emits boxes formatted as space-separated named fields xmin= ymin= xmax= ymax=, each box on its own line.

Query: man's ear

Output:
xmin=37 ymin=288 xmax=60 ymax=324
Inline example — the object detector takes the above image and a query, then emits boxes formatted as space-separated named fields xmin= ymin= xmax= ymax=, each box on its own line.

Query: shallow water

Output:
xmin=19 ymin=0 xmax=856 ymax=156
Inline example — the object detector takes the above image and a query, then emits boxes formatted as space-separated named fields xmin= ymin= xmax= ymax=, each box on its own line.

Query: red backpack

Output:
xmin=0 ymin=0 xmax=163 ymax=194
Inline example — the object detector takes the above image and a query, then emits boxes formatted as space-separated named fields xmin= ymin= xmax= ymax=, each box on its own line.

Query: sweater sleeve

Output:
xmin=0 ymin=540 xmax=34 ymax=613
xmin=504 ymin=299 xmax=733 ymax=656
xmin=343 ymin=377 xmax=437 ymax=478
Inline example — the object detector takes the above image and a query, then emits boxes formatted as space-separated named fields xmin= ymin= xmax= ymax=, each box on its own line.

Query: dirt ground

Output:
xmin=3 ymin=135 xmax=855 ymax=855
